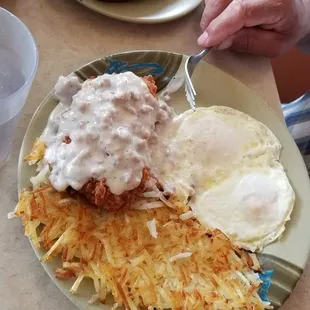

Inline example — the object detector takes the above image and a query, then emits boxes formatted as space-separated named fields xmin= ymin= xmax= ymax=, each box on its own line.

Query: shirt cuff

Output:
xmin=297 ymin=34 xmax=310 ymax=53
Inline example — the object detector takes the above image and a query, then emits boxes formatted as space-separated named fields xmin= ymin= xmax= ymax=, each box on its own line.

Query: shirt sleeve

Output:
xmin=297 ymin=34 xmax=310 ymax=54
xmin=282 ymin=92 xmax=310 ymax=175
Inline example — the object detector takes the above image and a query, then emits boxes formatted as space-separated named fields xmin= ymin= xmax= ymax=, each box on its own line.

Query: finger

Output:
xmin=201 ymin=0 xmax=284 ymax=47
xmin=224 ymin=28 xmax=290 ymax=58
xmin=200 ymin=0 xmax=232 ymax=31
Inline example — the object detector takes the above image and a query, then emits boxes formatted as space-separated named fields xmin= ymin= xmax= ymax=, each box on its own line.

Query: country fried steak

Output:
xmin=68 ymin=75 xmax=159 ymax=210
xmin=78 ymin=168 xmax=155 ymax=210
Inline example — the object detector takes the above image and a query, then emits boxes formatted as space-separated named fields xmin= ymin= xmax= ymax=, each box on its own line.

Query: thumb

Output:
xmin=216 ymin=28 xmax=290 ymax=58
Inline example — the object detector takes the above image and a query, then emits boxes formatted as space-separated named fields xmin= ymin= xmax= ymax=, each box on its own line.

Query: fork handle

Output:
xmin=198 ymin=48 xmax=211 ymax=59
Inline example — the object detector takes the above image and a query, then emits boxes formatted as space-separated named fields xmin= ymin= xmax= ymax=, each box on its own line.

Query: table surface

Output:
xmin=0 ymin=1 xmax=308 ymax=309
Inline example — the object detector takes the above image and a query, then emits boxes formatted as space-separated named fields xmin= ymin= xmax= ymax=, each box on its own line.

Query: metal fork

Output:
xmin=185 ymin=48 xmax=211 ymax=111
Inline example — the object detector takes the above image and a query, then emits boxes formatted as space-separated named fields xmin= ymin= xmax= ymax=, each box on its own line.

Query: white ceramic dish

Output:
xmin=76 ymin=0 xmax=203 ymax=24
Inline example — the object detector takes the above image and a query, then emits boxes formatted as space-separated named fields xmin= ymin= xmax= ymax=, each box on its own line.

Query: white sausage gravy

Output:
xmin=42 ymin=72 xmax=174 ymax=195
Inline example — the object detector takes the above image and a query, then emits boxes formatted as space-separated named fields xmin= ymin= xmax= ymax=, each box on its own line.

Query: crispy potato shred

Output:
xmin=23 ymin=138 xmax=46 ymax=164
xmin=15 ymin=185 xmax=271 ymax=310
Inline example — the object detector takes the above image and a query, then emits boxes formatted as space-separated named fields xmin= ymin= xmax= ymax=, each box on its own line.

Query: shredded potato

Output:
xmin=14 ymin=185 xmax=272 ymax=310
xmin=23 ymin=138 xmax=46 ymax=164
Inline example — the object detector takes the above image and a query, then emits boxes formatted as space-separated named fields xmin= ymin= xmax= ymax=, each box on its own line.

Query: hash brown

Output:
xmin=15 ymin=185 xmax=271 ymax=309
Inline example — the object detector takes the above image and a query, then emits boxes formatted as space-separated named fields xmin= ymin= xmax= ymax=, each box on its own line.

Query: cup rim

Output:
xmin=0 ymin=7 xmax=39 ymax=99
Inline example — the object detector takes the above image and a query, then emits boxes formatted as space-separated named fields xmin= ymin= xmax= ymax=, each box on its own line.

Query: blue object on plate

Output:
xmin=259 ymin=269 xmax=274 ymax=302
xmin=105 ymin=59 xmax=164 ymax=75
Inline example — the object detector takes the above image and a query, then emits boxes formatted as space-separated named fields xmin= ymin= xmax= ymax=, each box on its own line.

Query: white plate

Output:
xmin=76 ymin=0 xmax=203 ymax=23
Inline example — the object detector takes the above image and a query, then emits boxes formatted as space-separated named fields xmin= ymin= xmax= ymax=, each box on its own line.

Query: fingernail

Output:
xmin=216 ymin=37 xmax=233 ymax=50
xmin=198 ymin=32 xmax=209 ymax=46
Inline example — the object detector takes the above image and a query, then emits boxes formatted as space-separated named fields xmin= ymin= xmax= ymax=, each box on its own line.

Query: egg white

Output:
xmin=157 ymin=106 xmax=295 ymax=251
xmin=191 ymin=167 xmax=295 ymax=252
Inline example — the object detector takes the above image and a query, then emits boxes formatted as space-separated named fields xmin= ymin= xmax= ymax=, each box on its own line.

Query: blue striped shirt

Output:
xmin=282 ymin=91 xmax=310 ymax=175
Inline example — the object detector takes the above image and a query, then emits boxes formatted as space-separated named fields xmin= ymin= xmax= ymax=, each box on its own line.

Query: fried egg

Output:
xmin=157 ymin=106 xmax=295 ymax=251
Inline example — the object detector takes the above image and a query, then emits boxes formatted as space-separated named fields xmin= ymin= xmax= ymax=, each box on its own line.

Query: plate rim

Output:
xmin=75 ymin=0 xmax=203 ymax=24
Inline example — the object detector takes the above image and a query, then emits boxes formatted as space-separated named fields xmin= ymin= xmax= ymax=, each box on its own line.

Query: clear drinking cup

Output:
xmin=0 ymin=7 xmax=38 ymax=168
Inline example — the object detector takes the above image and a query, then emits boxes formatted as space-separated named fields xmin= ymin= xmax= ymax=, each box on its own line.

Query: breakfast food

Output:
xmin=158 ymin=107 xmax=295 ymax=251
xmin=12 ymin=71 xmax=295 ymax=309
xmin=15 ymin=185 xmax=271 ymax=310
xmin=33 ymin=72 xmax=173 ymax=210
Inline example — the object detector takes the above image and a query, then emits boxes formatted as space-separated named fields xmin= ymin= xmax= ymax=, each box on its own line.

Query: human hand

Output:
xmin=198 ymin=0 xmax=310 ymax=57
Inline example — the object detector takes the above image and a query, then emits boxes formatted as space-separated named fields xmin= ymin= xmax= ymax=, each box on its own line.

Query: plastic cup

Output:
xmin=0 ymin=7 xmax=38 ymax=168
